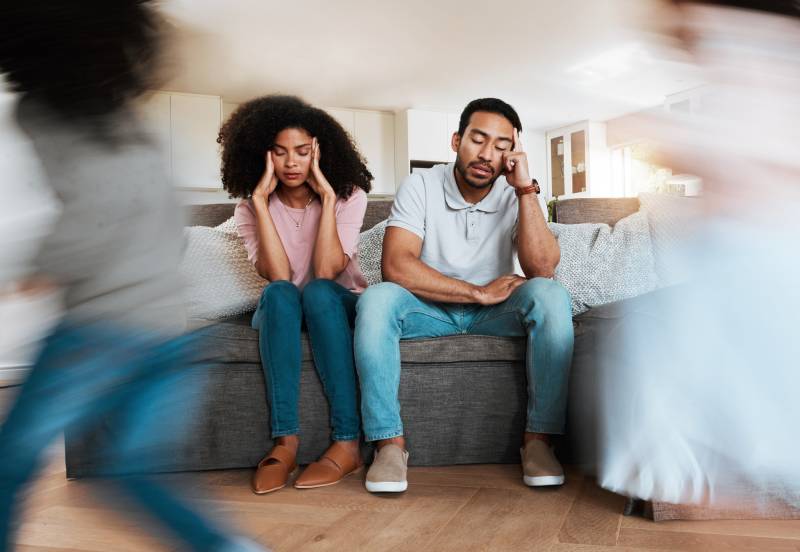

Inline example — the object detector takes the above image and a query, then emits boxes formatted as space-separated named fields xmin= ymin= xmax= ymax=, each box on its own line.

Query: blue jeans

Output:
xmin=354 ymin=278 xmax=574 ymax=442
xmin=252 ymin=279 xmax=360 ymax=441
xmin=0 ymin=324 xmax=235 ymax=552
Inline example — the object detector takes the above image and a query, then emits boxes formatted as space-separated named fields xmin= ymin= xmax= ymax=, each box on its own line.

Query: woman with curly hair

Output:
xmin=218 ymin=95 xmax=373 ymax=494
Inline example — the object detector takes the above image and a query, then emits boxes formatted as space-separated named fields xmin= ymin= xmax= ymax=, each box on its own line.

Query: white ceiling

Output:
xmin=160 ymin=0 xmax=704 ymax=131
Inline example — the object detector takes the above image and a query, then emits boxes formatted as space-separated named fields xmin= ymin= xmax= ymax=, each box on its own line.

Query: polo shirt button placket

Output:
xmin=466 ymin=208 xmax=478 ymax=241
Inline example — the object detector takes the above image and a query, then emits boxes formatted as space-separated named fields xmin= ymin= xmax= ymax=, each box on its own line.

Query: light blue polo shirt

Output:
xmin=387 ymin=163 xmax=546 ymax=286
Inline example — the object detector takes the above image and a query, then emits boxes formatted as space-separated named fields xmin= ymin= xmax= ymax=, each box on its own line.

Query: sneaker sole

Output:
xmin=523 ymin=474 xmax=565 ymax=487
xmin=365 ymin=480 xmax=408 ymax=493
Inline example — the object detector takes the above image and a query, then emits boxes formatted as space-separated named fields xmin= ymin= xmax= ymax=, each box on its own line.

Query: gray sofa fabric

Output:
xmin=564 ymin=285 xmax=677 ymax=473
xmin=194 ymin=313 xmax=525 ymax=366
xmin=186 ymin=199 xmax=393 ymax=233
xmin=553 ymin=197 xmax=640 ymax=226
xmin=65 ymin=195 xmax=641 ymax=477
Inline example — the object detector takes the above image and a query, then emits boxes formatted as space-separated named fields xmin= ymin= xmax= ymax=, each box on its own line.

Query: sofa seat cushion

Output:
xmin=191 ymin=313 xmax=527 ymax=365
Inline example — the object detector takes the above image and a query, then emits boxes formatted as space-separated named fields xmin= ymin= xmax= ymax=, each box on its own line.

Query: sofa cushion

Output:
xmin=180 ymin=226 xmax=266 ymax=320
xmin=193 ymin=313 xmax=526 ymax=365
xmin=637 ymin=192 xmax=702 ymax=287
xmin=357 ymin=219 xmax=387 ymax=286
xmin=550 ymin=210 xmax=658 ymax=316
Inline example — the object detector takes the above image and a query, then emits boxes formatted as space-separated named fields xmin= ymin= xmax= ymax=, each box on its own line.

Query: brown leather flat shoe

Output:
xmin=294 ymin=441 xmax=363 ymax=489
xmin=251 ymin=444 xmax=298 ymax=494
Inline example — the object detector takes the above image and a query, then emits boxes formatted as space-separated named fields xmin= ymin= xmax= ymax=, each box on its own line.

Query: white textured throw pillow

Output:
xmin=637 ymin=193 xmax=702 ymax=287
xmin=181 ymin=220 xmax=266 ymax=320
xmin=214 ymin=215 xmax=238 ymax=233
xmin=550 ymin=210 xmax=658 ymax=316
xmin=357 ymin=220 xmax=387 ymax=287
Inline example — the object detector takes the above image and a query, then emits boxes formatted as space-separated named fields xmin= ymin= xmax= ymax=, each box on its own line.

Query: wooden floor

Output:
xmin=10 ymin=448 xmax=800 ymax=552
xmin=2 ymin=389 xmax=800 ymax=551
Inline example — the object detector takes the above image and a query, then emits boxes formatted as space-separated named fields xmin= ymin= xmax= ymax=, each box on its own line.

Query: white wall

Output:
xmin=222 ymin=101 xmax=240 ymax=122
xmin=522 ymin=129 xmax=547 ymax=193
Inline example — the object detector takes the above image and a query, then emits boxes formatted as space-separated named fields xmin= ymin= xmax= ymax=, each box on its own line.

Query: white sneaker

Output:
xmin=521 ymin=439 xmax=565 ymax=487
xmin=365 ymin=444 xmax=409 ymax=493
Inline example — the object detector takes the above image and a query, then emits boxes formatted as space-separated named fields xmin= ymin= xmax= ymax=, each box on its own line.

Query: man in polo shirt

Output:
xmin=354 ymin=98 xmax=574 ymax=493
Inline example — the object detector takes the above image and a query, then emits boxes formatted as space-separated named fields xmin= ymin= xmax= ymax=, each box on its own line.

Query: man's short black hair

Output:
xmin=457 ymin=98 xmax=522 ymax=136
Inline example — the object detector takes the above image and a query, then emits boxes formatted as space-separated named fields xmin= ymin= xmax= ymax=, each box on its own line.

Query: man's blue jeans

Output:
xmin=354 ymin=278 xmax=574 ymax=442
xmin=252 ymin=279 xmax=361 ymax=441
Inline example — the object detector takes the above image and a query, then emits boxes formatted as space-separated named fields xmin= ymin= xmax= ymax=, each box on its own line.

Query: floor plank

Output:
xmin=426 ymin=487 xmax=528 ymax=551
xmin=15 ymin=505 xmax=174 ymax=552
xmin=360 ymin=486 xmax=477 ymax=552
xmin=558 ymin=478 xmax=627 ymax=546
xmin=292 ymin=510 xmax=399 ymax=552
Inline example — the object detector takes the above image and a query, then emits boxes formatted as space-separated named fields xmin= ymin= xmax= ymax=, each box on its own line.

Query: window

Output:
xmin=609 ymin=142 xmax=701 ymax=197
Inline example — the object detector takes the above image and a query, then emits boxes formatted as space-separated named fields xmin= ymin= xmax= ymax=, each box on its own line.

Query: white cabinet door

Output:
xmin=170 ymin=94 xmax=222 ymax=189
xmin=354 ymin=111 xmax=395 ymax=195
xmin=546 ymin=121 xmax=607 ymax=198
xmin=407 ymin=110 xmax=449 ymax=162
xmin=324 ymin=107 xmax=356 ymax=139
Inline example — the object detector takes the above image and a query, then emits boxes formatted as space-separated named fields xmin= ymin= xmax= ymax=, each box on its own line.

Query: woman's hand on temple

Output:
xmin=253 ymin=151 xmax=278 ymax=201
xmin=307 ymin=138 xmax=336 ymax=202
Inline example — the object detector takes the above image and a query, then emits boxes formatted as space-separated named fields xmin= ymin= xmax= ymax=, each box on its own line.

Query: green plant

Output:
xmin=547 ymin=197 xmax=558 ymax=223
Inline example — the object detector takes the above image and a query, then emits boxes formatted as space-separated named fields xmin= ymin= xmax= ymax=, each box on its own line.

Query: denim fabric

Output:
xmin=354 ymin=278 xmax=574 ymax=441
xmin=0 ymin=324 xmax=233 ymax=552
xmin=252 ymin=279 xmax=360 ymax=441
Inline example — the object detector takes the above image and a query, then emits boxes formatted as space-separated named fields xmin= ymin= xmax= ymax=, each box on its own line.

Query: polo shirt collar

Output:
xmin=443 ymin=163 xmax=505 ymax=213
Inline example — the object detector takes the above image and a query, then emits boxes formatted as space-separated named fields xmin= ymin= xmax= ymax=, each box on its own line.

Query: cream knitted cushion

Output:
xmin=180 ymin=218 xmax=266 ymax=320
xmin=357 ymin=220 xmax=387 ymax=287
xmin=549 ymin=210 xmax=658 ymax=316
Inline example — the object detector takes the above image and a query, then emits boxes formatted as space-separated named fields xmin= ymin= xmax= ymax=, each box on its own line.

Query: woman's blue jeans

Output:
xmin=251 ymin=279 xmax=360 ymax=441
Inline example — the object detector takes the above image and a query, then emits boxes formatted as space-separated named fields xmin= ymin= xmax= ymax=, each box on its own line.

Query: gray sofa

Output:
xmin=64 ymin=197 xmax=641 ymax=478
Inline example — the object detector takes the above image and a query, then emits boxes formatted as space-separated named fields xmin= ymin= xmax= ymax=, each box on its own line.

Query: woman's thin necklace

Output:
xmin=279 ymin=189 xmax=314 ymax=229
